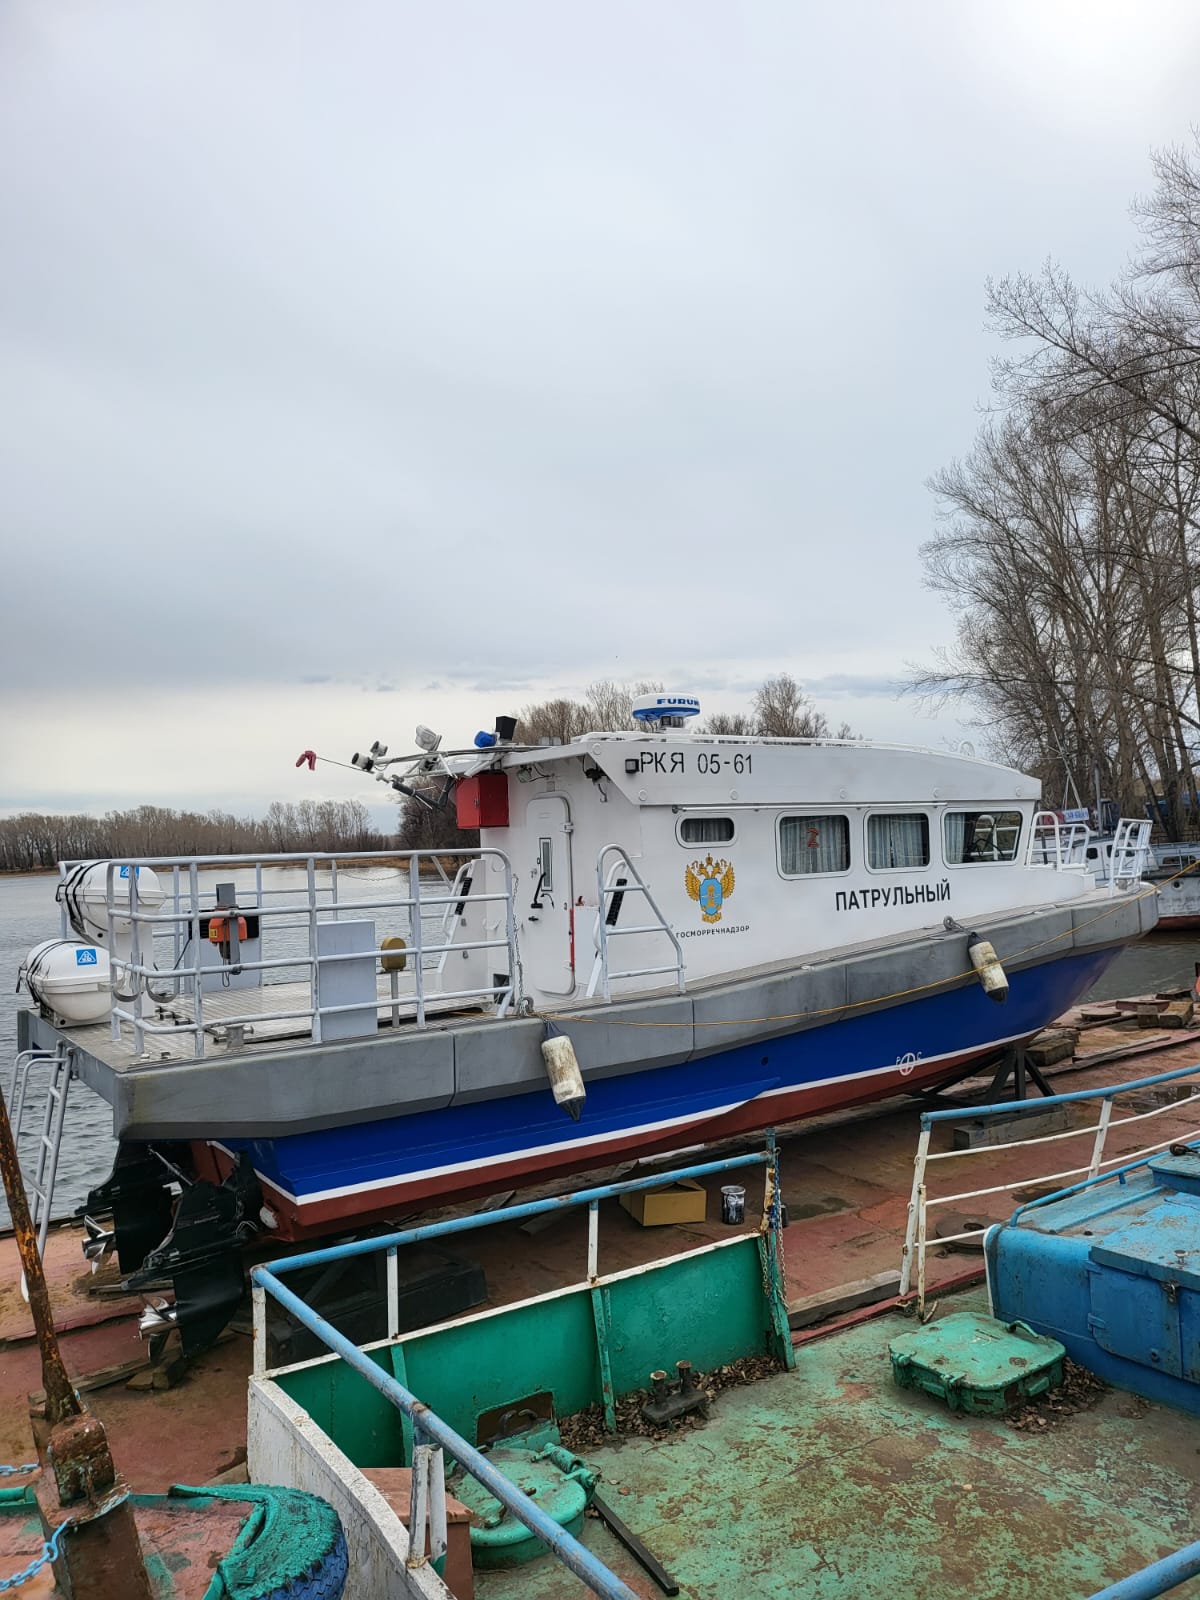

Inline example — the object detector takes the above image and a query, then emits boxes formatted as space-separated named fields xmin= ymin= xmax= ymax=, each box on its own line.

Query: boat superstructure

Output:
xmin=13 ymin=702 xmax=1159 ymax=1353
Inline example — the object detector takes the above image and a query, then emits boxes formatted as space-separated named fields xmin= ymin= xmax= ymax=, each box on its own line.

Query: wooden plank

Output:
xmin=787 ymin=1270 xmax=902 ymax=1330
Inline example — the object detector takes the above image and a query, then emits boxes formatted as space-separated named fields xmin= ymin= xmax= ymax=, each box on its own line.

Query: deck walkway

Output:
xmin=480 ymin=1288 xmax=1200 ymax=1600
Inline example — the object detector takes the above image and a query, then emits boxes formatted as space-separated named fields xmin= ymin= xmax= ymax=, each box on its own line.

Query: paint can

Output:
xmin=720 ymin=1185 xmax=746 ymax=1225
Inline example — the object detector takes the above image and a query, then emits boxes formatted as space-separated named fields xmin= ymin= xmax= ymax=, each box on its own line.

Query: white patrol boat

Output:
xmin=15 ymin=694 xmax=1157 ymax=1352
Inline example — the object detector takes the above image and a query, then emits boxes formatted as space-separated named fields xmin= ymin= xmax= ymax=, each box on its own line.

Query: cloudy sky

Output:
xmin=4 ymin=1 xmax=1200 ymax=826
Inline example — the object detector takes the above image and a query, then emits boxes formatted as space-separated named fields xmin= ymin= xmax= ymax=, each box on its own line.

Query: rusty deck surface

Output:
xmin=477 ymin=1286 xmax=1200 ymax=1600
xmin=0 ymin=1480 xmax=253 ymax=1599
xmin=1 ymin=1013 xmax=1199 ymax=1506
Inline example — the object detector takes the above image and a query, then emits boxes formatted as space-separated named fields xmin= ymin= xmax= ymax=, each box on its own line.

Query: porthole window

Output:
xmin=778 ymin=815 xmax=850 ymax=875
xmin=679 ymin=816 xmax=735 ymax=845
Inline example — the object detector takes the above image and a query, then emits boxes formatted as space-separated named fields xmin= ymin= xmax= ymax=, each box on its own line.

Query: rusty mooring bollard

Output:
xmin=0 ymin=1075 xmax=152 ymax=1599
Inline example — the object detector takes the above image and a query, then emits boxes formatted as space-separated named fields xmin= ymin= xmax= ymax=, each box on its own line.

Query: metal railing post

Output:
xmin=587 ymin=1199 xmax=600 ymax=1282
xmin=107 ymin=862 xmax=120 ymax=1044
xmin=408 ymin=855 xmax=425 ymax=1028
xmin=128 ymin=862 xmax=144 ymax=1057
xmin=501 ymin=852 xmax=519 ymax=1014
xmin=1088 ymin=1097 xmax=1114 ymax=1179
xmin=252 ymin=1285 xmax=266 ymax=1377
xmin=387 ymin=1246 xmax=399 ymax=1340
xmin=189 ymin=859 xmax=204 ymax=1057
xmin=916 ymin=1181 xmax=928 ymax=1319
xmin=899 ymin=1126 xmax=931 ymax=1297
xmin=595 ymin=862 xmax=614 ymax=1003
xmin=306 ymin=857 xmax=320 ymax=1043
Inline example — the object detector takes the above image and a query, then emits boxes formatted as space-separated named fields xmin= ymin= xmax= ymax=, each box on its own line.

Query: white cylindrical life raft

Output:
xmin=56 ymin=860 xmax=165 ymax=944
xmin=541 ymin=1034 xmax=587 ymax=1121
xmin=20 ymin=939 xmax=112 ymax=1025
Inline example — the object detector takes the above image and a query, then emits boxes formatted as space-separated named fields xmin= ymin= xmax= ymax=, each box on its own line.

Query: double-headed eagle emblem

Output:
xmin=685 ymin=854 xmax=736 ymax=923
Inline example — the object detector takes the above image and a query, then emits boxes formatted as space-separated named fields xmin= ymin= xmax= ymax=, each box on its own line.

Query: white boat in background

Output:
xmin=1050 ymin=820 xmax=1200 ymax=930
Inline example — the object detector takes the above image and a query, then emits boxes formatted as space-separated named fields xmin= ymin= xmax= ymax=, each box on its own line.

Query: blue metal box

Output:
xmin=986 ymin=1148 xmax=1200 ymax=1413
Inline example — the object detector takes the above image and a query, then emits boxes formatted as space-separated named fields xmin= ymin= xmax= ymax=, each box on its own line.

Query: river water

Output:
xmin=1 ymin=871 xmax=1198 ymax=1227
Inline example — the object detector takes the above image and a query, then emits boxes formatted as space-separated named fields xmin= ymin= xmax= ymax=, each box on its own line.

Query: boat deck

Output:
xmin=40 ymin=978 xmax=485 ymax=1070
xmin=27 ymin=883 xmax=1122 ymax=1080
xmin=479 ymin=1288 xmax=1200 ymax=1600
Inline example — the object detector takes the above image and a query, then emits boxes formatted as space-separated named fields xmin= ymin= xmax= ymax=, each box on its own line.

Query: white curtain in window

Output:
xmin=779 ymin=816 xmax=849 ymax=875
xmin=944 ymin=812 xmax=968 ymax=864
xmin=681 ymin=817 xmax=735 ymax=845
xmin=868 ymin=814 xmax=929 ymax=869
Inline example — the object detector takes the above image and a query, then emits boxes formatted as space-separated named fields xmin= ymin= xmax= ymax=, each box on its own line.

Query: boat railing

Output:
xmin=1026 ymin=811 xmax=1093 ymax=871
xmin=61 ymin=849 xmax=519 ymax=1059
xmin=586 ymin=845 xmax=686 ymax=1002
xmin=898 ymin=1061 xmax=1200 ymax=1318
xmin=1108 ymin=816 xmax=1154 ymax=892
xmin=250 ymin=1141 xmax=788 ymax=1600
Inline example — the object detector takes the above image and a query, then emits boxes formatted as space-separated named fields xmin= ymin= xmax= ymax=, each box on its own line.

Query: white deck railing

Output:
xmin=59 ymin=849 xmax=519 ymax=1059
xmin=587 ymin=844 xmax=686 ymax=1001
xmin=899 ymin=1061 xmax=1200 ymax=1316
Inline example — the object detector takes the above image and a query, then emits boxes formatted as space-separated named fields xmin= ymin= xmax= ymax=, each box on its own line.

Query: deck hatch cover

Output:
xmin=1090 ymin=1200 xmax=1200 ymax=1292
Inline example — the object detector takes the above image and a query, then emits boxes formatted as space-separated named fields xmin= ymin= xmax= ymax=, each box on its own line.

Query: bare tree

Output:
xmin=703 ymin=712 xmax=755 ymax=735
xmin=752 ymin=674 xmax=830 ymax=738
xmin=516 ymin=679 xmax=664 ymax=742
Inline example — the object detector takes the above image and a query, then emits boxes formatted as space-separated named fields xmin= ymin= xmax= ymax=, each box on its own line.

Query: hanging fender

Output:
xmin=967 ymin=932 xmax=1008 ymax=1004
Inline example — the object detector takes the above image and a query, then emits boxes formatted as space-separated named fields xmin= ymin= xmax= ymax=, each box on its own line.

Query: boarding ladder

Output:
xmin=7 ymin=1045 xmax=73 ymax=1283
xmin=586 ymin=846 xmax=686 ymax=1002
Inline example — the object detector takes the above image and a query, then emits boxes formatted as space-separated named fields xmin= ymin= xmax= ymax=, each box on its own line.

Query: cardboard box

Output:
xmin=620 ymin=1178 xmax=707 ymax=1227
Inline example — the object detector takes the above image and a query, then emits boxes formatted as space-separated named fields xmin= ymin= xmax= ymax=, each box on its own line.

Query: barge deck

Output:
xmin=4 ymin=1003 xmax=1200 ymax=1502
xmin=480 ymin=1286 xmax=1200 ymax=1600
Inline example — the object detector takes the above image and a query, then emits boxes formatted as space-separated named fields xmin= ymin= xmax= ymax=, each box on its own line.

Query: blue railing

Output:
xmin=918 ymin=1060 xmax=1200 ymax=1133
xmin=1084 ymin=1537 xmax=1200 ymax=1597
xmin=901 ymin=1059 xmax=1200 ymax=1309
xmin=252 ymin=1138 xmax=789 ymax=1600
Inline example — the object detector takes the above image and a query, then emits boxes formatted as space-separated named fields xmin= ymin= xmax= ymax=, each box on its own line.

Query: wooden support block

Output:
xmin=1137 ymin=1003 xmax=1165 ymax=1029
xmin=787 ymin=1270 xmax=902 ymax=1330
xmin=952 ymin=1107 xmax=1070 ymax=1149
xmin=1160 ymin=1000 xmax=1195 ymax=1029
xmin=1026 ymin=1037 xmax=1075 ymax=1068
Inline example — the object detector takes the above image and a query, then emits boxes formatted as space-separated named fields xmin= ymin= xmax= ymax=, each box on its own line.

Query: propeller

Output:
xmin=82 ymin=1215 xmax=114 ymax=1274
xmin=138 ymin=1296 xmax=180 ymax=1365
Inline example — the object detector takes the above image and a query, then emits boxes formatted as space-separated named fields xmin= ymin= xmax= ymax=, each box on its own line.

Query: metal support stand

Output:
xmin=911 ymin=1044 xmax=1053 ymax=1109
xmin=983 ymin=1044 xmax=1053 ymax=1103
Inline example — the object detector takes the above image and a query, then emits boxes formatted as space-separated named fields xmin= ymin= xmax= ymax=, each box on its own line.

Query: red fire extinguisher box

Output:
xmin=455 ymin=772 xmax=510 ymax=829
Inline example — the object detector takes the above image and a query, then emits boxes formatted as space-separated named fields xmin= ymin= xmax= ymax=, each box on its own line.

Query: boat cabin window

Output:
xmin=678 ymin=816 xmax=735 ymax=846
xmin=778 ymin=815 xmax=850 ymax=875
xmin=867 ymin=813 xmax=930 ymax=870
xmin=944 ymin=810 xmax=1023 ymax=865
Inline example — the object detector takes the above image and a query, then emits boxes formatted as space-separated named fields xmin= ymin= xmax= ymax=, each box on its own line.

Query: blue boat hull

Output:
xmin=216 ymin=946 xmax=1119 ymax=1233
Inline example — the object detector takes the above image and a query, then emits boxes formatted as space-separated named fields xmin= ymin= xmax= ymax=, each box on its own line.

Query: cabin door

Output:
xmin=522 ymin=794 xmax=575 ymax=996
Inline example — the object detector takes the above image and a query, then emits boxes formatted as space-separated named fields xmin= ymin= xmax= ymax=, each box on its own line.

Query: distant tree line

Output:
xmin=395 ymin=673 xmax=849 ymax=850
xmin=0 ymin=799 xmax=386 ymax=873
xmin=915 ymin=138 xmax=1200 ymax=837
